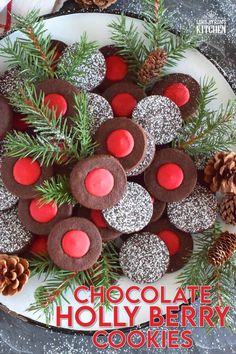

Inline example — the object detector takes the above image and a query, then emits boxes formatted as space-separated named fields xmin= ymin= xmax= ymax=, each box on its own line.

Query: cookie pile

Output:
xmin=0 ymin=42 xmax=219 ymax=284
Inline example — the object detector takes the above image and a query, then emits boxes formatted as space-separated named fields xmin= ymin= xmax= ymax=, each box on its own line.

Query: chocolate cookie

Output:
xmin=74 ymin=205 xmax=121 ymax=242
xmin=145 ymin=218 xmax=193 ymax=272
xmin=103 ymin=182 xmax=153 ymax=234
xmin=18 ymin=198 xmax=73 ymax=235
xmin=58 ymin=45 xmax=106 ymax=91
xmin=70 ymin=155 xmax=127 ymax=210
xmin=0 ymin=206 xmax=33 ymax=254
xmin=95 ymin=118 xmax=147 ymax=173
xmin=99 ymin=45 xmax=129 ymax=91
xmin=127 ymin=133 xmax=155 ymax=176
xmin=119 ymin=232 xmax=170 ymax=283
xmin=103 ymin=82 xmax=146 ymax=118
xmin=36 ymin=79 xmax=80 ymax=119
xmin=152 ymin=73 xmax=200 ymax=120
xmin=0 ymin=95 xmax=13 ymax=139
xmin=144 ymin=148 xmax=197 ymax=202
xmin=132 ymin=95 xmax=182 ymax=145
xmin=87 ymin=93 xmax=113 ymax=135
xmin=1 ymin=157 xmax=54 ymax=199
xmin=167 ymin=184 xmax=218 ymax=233
xmin=48 ymin=217 xmax=102 ymax=272
xmin=151 ymin=198 xmax=166 ymax=223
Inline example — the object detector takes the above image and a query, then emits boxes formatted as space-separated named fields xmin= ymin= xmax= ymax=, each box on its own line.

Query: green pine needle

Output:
xmin=28 ymin=241 xmax=121 ymax=323
xmin=36 ymin=175 xmax=76 ymax=207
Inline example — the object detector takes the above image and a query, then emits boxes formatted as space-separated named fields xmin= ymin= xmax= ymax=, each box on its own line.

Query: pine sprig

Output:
xmin=57 ymin=33 xmax=98 ymax=84
xmin=36 ymin=175 xmax=76 ymax=207
xmin=173 ymin=78 xmax=236 ymax=157
xmin=0 ymin=10 xmax=56 ymax=82
xmin=28 ymin=241 xmax=121 ymax=323
xmin=108 ymin=14 xmax=146 ymax=72
xmin=178 ymin=222 xmax=236 ymax=331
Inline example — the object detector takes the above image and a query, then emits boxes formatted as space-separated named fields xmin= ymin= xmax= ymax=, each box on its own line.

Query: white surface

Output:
xmin=0 ymin=13 xmax=235 ymax=331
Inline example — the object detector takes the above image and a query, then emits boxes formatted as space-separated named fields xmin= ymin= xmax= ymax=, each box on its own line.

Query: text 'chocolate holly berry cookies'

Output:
xmin=144 ymin=148 xmax=197 ymax=202
xmin=132 ymin=95 xmax=182 ymax=145
xmin=18 ymin=198 xmax=73 ymax=235
xmin=48 ymin=217 xmax=102 ymax=272
xmin=1 ymin=157 xmax=53 ymax=199
xmin=152 ymin=73 xmax=200 ymax=120
xmin=103 ymin=82 xmax=146 ymax=118
xmin=119 ymin=232 xmax=170 ymax=283
xmin=70 ymin=155 xmax=127 ymax=210
xmin=145 ymin=218 xmax=193 ymax=272
xmin=167 ymin=184 xmax=218 ymax=233
xmin=95 ymin=118 xmax=147 ymax=173
xmin=102 ymin=182 xmax=153 ymax=234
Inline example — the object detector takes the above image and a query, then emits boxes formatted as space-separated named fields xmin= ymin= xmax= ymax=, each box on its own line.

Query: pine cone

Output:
xmin=208 ymin=231 xmax=236 ymax=267
xmin=220 ymin=194 xmax=236 ymax=225
xmin=138 ymin=48 xmax=167 ymax=85
xmin=75 ymin=0 xmax=117 ymax=9
xmin=204 ymin=152 xmax=236 ymax=193
xmin=0 ymin=254 xmax=30 ymax=296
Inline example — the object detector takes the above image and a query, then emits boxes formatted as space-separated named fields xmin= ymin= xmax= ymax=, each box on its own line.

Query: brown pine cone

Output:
xmin=75 ymin=0 xmax=117 ymax=9
xmin=0 ymin=254 xmax=30 ymax=296
xmin=208 ymin=231 xmax=236 ymax=267
xmin=204 ymin=152 xmax=236 ymax=193
xmin=138 ymin=48 xmax=167 ymax=85
xmin=220 ymin=194 xmax=236 ymax=225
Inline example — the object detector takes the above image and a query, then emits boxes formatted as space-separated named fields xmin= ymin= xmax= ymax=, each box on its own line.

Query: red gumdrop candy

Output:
xmin=90 ymin=209 xmax=107 ymax=229
xmin=111 ymin=93 xmax=137 ymax=117
xmin=158 ymin=229 xmax=181 ymax=256
xmin=85 ymin=168 xmax=114 ymax=197
xmin=13 ymin=157 xmax=41 ymax=186
xmin=106 ymin=129 xmax=134 ymax=158
xmin=163 ymin=83 xmax=190 ymax=107
xmin=156 ymin=163 xmax=184 ymax=190
xmin=105 ymin=55 xmax=128 ymax=81
xmin=30 ymin=236 xmax=48 ymax=254
xmin=44 ymin=93 xmax=67 ymax=118
xmin=30 ymin=199 xmax=58 ymax=223
xmin=62 ymin=230 xmax=90 ymax=258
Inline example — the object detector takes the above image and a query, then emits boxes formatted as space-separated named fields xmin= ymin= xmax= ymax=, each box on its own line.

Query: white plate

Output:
xmin=0 ymin=13 xmax=235 ymax=332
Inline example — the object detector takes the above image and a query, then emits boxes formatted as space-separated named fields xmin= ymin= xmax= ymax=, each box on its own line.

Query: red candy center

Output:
xmin=107 ymin=129 xmax=134 ymax=158
xmin=105 ymin=55 xmax=128 ymax=81
xmin=111 ymin=93 xmax=137 ymax=117
xmin=30 ymin=199 xmax=58 ymax=223
xmin=13 ymin=157 xmax=41 ymax=186
xmin=44 ymin=93 xmax=67 ymax=118
xmin=30 ymin=236 xmax=48 ymax=254
xmin=163 ymin=83 xmax=190 ymax=107
xmin=62 ymin=230 xmax=90 ymax=258
xmin=85 ymin=168 xmax=114 ymax=197
xmin=13 ymin=112 xmax=28 ymax=131
xmin=158 ymin=229 xmax=180 ymax=256
xmin=156 ymin=163 xmax=184 ymax=190
xmin=90 ymin=209 xmax=107 ymax=229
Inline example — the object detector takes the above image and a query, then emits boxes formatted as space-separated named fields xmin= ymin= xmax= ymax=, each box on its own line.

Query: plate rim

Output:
xmin=0 ymin=10 xmax=235 ymax=336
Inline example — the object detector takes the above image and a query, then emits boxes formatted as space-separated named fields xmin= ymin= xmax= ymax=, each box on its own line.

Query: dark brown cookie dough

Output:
xmin=95 ymin=118 xmax=147 ymax=173
xmin=36 ymin=79 xmax=80 ymax=118
xmin=73 ymin=205 xmax=121 ymax=242
xmin=70 ymin=154 xmax=127 ymax=210
xmin=151 ymin=199 xmax=167 ymax=223
xmin=144 ymin=148 xmax=197 ymax=202
xmin=48 ymin=217 xmax=102 ymax=272
xmin=0 ymin=95 xmax=13 ymax=139
xmin=145 ymin=218 xmax=193 ymax=272
xmin=1 ymin=156 xmax=53 ymax=199
xmin=151 ymin=73 xmax=200 ymax=120
xmin=18 ymin=198 xmax=73 ymax=235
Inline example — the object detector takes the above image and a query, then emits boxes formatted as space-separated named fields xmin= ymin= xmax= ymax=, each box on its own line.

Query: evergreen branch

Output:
xmin=0 ymin=10 xmax=56 ymax=81
xmin=143 ymin=0 xmax=170 ymax=51
xmin=27 ymin=241 xmax=121 ymax=323
xmin=29 ymin=253 xmax=58 ymax=280
xmin=57 ymin=33 xmax=98 ymax=84
xmin=108 ymin=14 xmax=147 ymax=72
xmin=178 ymin=222 xmax=236 ymax=331
xmin=35 ymin=175 xmax=76 ymax=207
xmin=4 ymin=131 xmax=64 ymax=167
xmin=163 ymin=31 xmax=202 ymax=71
